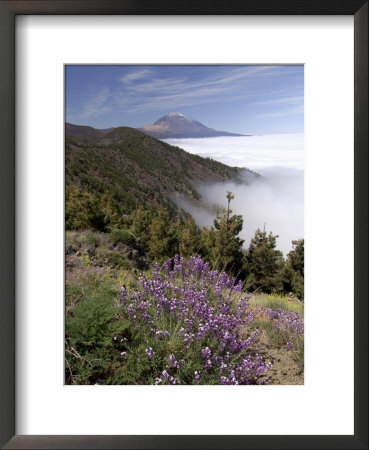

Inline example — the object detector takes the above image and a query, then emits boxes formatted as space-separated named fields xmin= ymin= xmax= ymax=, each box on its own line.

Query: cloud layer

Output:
xmin=165 ymin=134 xmax=304 ymax=255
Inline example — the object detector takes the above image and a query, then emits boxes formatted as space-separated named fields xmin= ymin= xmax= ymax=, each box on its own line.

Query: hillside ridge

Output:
xmin=65 ymin=124 xmax=257 ymax=223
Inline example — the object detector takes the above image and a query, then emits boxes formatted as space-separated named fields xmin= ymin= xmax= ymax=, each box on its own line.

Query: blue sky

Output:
xmin=65 ymin=65 xmax=304 ymax=135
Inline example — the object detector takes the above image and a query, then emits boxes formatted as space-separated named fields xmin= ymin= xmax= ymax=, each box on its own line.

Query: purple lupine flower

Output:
xmin=220 ymin=376 xmax=228 ymax=385
xmin=145 ymin=347 xmax=154 ymax=358
xmin=204 ymin=359 xmax=212 ymax=370
xmin=120 ymin=286 xmax=128 ymax=304
xmin=201 ymin=347 xmax=211 ymax=359
xmin=169 ymin=376 xmax=180 ymax=385
xmin=287 ymin=341 xmax=294 ymax=350
xmin=168 ymin=354 xmax=180 ymax=368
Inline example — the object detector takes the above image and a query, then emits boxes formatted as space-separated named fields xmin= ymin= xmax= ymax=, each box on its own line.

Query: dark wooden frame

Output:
xmin=0 ymin=1 xmax=367 ymax=449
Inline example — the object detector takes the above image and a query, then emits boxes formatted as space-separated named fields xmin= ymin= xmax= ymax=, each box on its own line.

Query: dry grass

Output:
xmin=249 ymin=293 xmax=304 ymax=316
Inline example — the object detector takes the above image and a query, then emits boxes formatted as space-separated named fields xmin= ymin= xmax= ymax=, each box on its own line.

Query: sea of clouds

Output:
xmin=164 ymin=134 xmax=304 ymax=255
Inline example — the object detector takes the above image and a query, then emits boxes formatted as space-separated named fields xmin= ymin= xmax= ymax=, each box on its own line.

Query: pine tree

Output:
xmin=245 ymin=229 xmax=284 ymax=293
xmin=288 ymin=239 xmax=304 ymax=276
xmin=287 ymin=239 xmax=304 ymax=299
xmin=201 ymin=191 xmax=245 ymax=276
xmin=179 ymin=216 xmax=201 ymax=258
xmin=65 ymin=185 xmax=106 ymax=232
xmin=148 ymin=208 xmax=179 ymax=262
xmin=100 ymin=192 xmax=123 ymax=230
xmin=129 ymin=206 xmax=154 ymax=247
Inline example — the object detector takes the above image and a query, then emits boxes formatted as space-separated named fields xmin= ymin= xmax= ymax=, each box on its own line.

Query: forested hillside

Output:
xmin=65 ymin=124 xmax=253 ymax=231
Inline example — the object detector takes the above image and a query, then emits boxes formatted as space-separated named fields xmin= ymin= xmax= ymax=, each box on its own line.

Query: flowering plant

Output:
xmin=117 ymin=255 xmax=271 ymax=385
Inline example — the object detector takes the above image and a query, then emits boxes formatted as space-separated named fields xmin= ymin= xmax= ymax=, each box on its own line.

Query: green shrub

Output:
xmin=94 ymin=248 xmax=131 ymax=269
xmin=65 ymin=185 xmax=106 ymax=232
xmin=110 ymin=229 xmax=136 ymax=246
xmin=291 ymin=271 xmax=304 ymax=301
xmin=105 ymin=251 xmax=131 ymax=269
xmin=65 ymin=280 xmax=129 ymax=385
xmin=85 ymin=232 xmax=100 ymax=247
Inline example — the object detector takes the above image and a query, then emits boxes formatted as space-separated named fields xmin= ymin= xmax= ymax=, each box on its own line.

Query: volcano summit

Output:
xmin=139 ymin=112 xmax=246 ymax=139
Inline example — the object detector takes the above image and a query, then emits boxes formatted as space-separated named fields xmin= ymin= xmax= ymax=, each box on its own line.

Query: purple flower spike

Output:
xmin=145 ymin=347 xmax=154 ymax=358
xmin=201 ymin=347 xmax=211 ymax=359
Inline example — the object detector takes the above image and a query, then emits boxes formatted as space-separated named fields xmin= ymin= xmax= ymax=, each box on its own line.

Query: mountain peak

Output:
xmin=167 ymin=111 xmax=186 ymax=117
xmin=140 ymin=112 xmax=245 ymax=139
xmin=156 ymin=111 xmax=195 ymax=125
xmin=166 ymin=111 xmax=193 ymax=120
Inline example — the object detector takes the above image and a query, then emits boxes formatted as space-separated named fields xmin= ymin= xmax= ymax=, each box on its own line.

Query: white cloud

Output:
xmin=251 ymin=95 xmax=304 ymax=107
xmin=258 ymin=104 xmax=304 ymax=118
xmin=116 ymin=66 xmax=302 ymax=115
xmin=165 ymin=134 xmax=304 ymax=255
xmin=80 ymin=87 xmax=111 ymax=120
xmin=72 ymin=66 xmax=303 ymax=123
xmin=120 ymin=68 xmax=154 ymax=83
xmin=164 ymin=134 xmax=304 ymax=171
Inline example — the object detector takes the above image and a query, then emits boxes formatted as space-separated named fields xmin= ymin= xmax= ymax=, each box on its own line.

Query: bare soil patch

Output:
xmin=253 ymin=331 xmax=304 ymax=385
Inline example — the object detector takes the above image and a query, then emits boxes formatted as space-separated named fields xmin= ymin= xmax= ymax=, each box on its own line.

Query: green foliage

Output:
xmin=147 ymin=208 xmax=180 ymax=262
xmin=201 ymin=191 xmax=245 ymax=276
xmin=95 ymin=249 xmax=131 ymax=269
xmin=65 ymin=277 xmax=129 ymax=384
xmin=128 ymin=206 xmax=153 ymax=247
xmin=279 ymin=239 xmax=304 ymax=300
xmin=291 ymin=270 xmax=304 ymax=300
xmin=110 ymin=229 xmax=136 ymax=246
xmin=85 ymin=232 xmax=100 ymax=247
xmin=178 ymin=216 xmax=202 ymax=258
xmin=65 ymin=185 xmax=106 ymax=232
xmin=245 ymin=229 xmax=284 ymax=293
xmin=65 ymin=184 xmax=125 ymax=233
xmin=278 ymin=263 xmax=294 ymax=294
xmin=129 ymin=207 xmax=202 ymax=262
xmin=288 ymin=239 xmax=304 ymax=275
xmin=100 ymin=192 xmax=124 ymax=230
xmin=288 ymin=239 xmax=304 ymax=300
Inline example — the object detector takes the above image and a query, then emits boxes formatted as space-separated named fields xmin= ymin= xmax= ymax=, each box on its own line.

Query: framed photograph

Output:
xmin=1 ymin=1 xmax=367 ymax=449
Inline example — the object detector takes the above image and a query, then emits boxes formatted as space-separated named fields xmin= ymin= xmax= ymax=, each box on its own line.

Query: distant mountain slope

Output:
xmin=65 ymin=123 xmax=113 ymax=143
xmin=65 ymin=124 xmax=255 ymax=215
xmin=139 ymin=112 xmax=246 ymax=139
